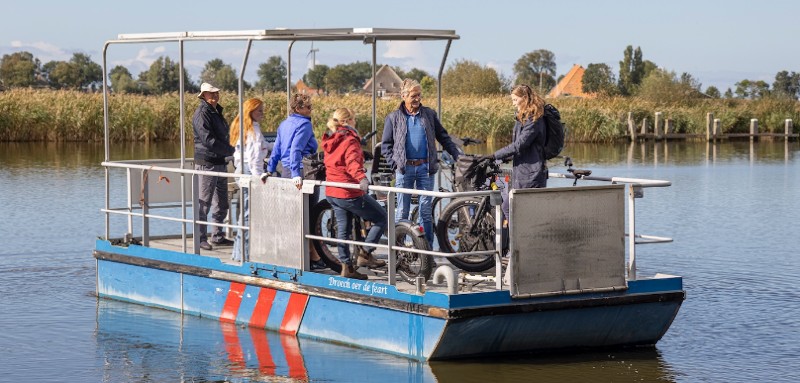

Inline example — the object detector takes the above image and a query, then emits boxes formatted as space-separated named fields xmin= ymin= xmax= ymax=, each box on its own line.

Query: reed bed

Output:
xmin=1 ymin=89 xmax=798 ymax=142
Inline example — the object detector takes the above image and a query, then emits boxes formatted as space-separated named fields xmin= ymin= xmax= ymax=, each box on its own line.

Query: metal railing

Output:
xmin=99 ymin=159 xmax=673 ymax=291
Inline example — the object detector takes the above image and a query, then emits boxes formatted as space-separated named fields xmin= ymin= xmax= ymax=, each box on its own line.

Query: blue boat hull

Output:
xmin=94 ymin=240 xmax=683 ymax=360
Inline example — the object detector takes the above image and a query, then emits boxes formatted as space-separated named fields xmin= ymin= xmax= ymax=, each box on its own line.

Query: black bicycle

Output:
xmin=434 ymin=156 xmax=504 ymax=272
xmin=409 ymin=137 xmax=481 ymax=231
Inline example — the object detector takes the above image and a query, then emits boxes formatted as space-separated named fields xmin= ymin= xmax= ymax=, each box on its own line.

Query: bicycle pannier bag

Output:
xmin=302 ymin=152 xmax=326 ymax=181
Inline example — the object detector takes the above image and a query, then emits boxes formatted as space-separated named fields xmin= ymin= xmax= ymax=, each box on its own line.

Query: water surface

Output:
xmin=1 ymin=140 xmax=799 ymax=382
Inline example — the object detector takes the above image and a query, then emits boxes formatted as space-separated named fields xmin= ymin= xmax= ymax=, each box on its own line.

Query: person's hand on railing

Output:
xmin=259 ymin=173 xmax=269 ymax=184
xmin=292 ymin=176 xmax=303 ymax=190
xmin=359 ymin=177 xmax=370 ymax=192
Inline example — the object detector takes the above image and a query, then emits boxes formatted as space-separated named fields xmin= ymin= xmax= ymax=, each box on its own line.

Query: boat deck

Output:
xmin=148 ymin=236 xmax=502 ymax=295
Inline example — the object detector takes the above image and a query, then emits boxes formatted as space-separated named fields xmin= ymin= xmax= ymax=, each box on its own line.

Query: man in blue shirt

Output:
xmin=381 ymin=79 xmax=461 ymax=244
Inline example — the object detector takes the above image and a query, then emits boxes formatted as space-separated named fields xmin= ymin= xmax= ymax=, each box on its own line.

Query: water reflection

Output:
xmin=96 ymin=299 xmax=678 ymax=383
xmin=95 ymin=299 xmax=436 ymax=382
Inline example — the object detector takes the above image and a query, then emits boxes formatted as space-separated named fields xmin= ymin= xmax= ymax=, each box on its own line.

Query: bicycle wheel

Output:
xmin=310 ymin=199 xmax=343 ymax=272
xmin=394 ymin=223 xmax=433 ymax=283
xmin=435 ymin=197 xmax=496 ymax=272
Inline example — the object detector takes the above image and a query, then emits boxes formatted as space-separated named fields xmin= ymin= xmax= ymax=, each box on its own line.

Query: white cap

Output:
xmin=197 ymin=82 xmax=220 ymax=98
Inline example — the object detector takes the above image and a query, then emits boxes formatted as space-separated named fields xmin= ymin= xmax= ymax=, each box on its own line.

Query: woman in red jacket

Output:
xmin=322 ymin=108 xmax=387 ymax=279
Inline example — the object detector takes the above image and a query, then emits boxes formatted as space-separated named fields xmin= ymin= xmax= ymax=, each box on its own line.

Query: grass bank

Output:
xmin=1 ymin=89 xmax=798 ymax=142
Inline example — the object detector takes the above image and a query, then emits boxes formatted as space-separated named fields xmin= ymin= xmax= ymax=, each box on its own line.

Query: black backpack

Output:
xmin=542 ymin=104 xmax=565 ymax=160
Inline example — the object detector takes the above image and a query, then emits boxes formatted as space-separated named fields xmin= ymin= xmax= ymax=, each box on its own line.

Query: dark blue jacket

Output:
xmin=381 ymin=102 xmax=460 ymax=174
xmin=192 ymin=100 xmax=234 ymax=166
xmin=493 ymin=116 xmax=547 ymax=189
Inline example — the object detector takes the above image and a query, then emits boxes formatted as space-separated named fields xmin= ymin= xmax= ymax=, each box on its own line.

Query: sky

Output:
xmin=3 ymin=0 xmax=798 ymax=92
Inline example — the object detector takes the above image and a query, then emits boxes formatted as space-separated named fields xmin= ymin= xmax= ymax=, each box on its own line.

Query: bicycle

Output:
xmin=309 ymin=131 xmax=434 ymax=282
xmin=435 ymin=156 xmax=591 ymax=272
xmin=409 ymin=137 xmax=481 ymax=230
xmin=434 ymin=156 xmax=505 ymax=272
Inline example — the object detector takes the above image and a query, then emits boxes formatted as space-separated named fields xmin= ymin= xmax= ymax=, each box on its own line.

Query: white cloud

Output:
xmin=384 ymin=41 xmax=424 ymax=59
xmin=7 ymin=40 xmax=70 ymax=61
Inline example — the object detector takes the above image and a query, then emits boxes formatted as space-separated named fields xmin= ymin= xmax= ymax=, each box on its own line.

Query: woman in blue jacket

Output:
xmin=266 ymin=93 xmax=318 ymax=190
xmin=488 ymin=84 xmax=547 ymax=222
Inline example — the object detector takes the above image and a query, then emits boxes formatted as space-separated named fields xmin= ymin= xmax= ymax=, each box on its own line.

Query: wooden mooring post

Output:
xmin=654 ymin=112 xmax=663 ymax=140
xmin=713 ymin=119 xmax=721 ymax=139
xmin=628 ymin=112 xmax=637 ymax=141
xmin=786 ymin=119 xmax=794 ymax=141
xmin=706 ymin=113 xmax=714 ymax=141
xmin=750 ymin=119 xmax=758 ymax=142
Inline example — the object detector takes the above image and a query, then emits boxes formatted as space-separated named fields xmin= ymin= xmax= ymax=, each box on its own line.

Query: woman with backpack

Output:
xmin=480 ymin=84 xmax=548 ymax=222
xmin=322 ymin=108 xmax=387 ymax=279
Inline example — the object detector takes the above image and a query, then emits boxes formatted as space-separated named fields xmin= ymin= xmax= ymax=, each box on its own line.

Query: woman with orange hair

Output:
xmin=230 ymin=98 xmax=267 ymax=261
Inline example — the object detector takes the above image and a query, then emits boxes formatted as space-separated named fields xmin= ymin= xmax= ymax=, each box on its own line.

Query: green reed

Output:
xmin=1 ymin=89 xmax=798 ymax=143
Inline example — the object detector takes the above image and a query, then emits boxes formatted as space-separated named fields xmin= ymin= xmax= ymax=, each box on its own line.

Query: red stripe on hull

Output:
xmin=279 ymin=293 xmax=308 ymax=335
xmin=221 ymin=282 xmax=246 ymax=323
xmin=250 ymin=288 xmax=276 ymax=328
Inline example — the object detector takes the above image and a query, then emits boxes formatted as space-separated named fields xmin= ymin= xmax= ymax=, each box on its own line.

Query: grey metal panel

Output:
xmin=510 ymin=185 xmax=627 ymax=297
xmin=249 ymin=178 xmax=305 ymax=269
xmin=127 ymin=160 xmax=194 ymax=204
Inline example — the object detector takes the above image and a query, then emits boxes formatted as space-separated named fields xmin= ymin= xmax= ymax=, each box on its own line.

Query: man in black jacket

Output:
xmin=193 ymin=82 xmax=235 ymax=251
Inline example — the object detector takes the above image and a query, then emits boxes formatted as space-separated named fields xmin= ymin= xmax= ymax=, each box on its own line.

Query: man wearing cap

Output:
xmin=193 ymin=82 xmax=235 ymax=251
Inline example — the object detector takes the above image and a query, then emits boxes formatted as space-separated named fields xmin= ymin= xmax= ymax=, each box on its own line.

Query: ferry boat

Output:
xmin=95 ymin=28 xmax=684 ymax=360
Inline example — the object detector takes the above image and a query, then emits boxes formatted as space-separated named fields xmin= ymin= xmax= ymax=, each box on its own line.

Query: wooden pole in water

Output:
xmin=640 ymin=117 xmax=648 ymax=137
xmin=786 ymin=119 xmax=793 ymax=141
xmin=750 ymin=119 xmax=758 ymax=142
xmin=665 ymin=119 xmax=673 ymax=135
xmin=654 ymin=112 xmax=663 ymax=140
xmin=706 ymin=113 xmax=714 ymax=141
xmin=713 ymin=119 xmax=721 ymax=140
xmin=628 ymin=112 xmax=637 ymax=141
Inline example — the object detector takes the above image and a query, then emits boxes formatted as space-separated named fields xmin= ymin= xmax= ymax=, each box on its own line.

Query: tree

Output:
xmin=200 ymin=58 xmax=239 ymax=91
xmin=303 ymin=64 xmax=329 ymax=91
xmin=513 ymin=49 xmax=556 ymax=92
xmin=138 ymin=56 xmax=193 ymax=94
xmin=724 ymin=88 xmax=733 ymax=98
xmin=43 ymin=53 xmax=102 ymax=90
xmin=734 ymin=79 xmax=770 ymax=99
xmin=404 ymin=68 xmax=431 ymax=83
xmin=442 ymin=59 xmax=503 ymax=95
xmin=582 ymin=63 xmax=617 ymax=96
xmin=618 ymin=45 xmax=645 ymax=95
xmin=637 ymin=68 xmax=703 ymax=103
xmin=45 ymin=61 xmax=80 ymax=89
xmin=0 ymin=51 xmax=39 ymax=87
xmin=70 ymin=53 xmax=102 ymax=89
xmin=255 ymin=56 xmax=287 ymax=92
xmin=420 ymin=75 xmax=437 ymax=95
xmin=772 ymin=70 xmax=799 ymax=100
xmin=705 ymin=86 xmax=721 ymax=98
xmin=109 ymin=65 xmax=138 ymax=93
xmin=323 ymin=61 xmax=373 ymax=93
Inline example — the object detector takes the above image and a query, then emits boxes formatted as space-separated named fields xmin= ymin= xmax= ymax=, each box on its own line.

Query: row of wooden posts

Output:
xmin=627 ymin=112 xmax=799 ymax=141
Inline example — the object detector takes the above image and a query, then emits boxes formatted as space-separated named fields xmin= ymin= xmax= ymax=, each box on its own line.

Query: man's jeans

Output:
xmin=395 ymin=162 xmax=435 ymax=243
xmin=327 ymin=195 xmax=387 ymax=264
xmin=195 ymin=163 xmax=229 ymax=243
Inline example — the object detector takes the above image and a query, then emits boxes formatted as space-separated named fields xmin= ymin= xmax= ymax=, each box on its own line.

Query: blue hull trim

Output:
xmin=95 ymin=240 xmax=684 ymax=360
